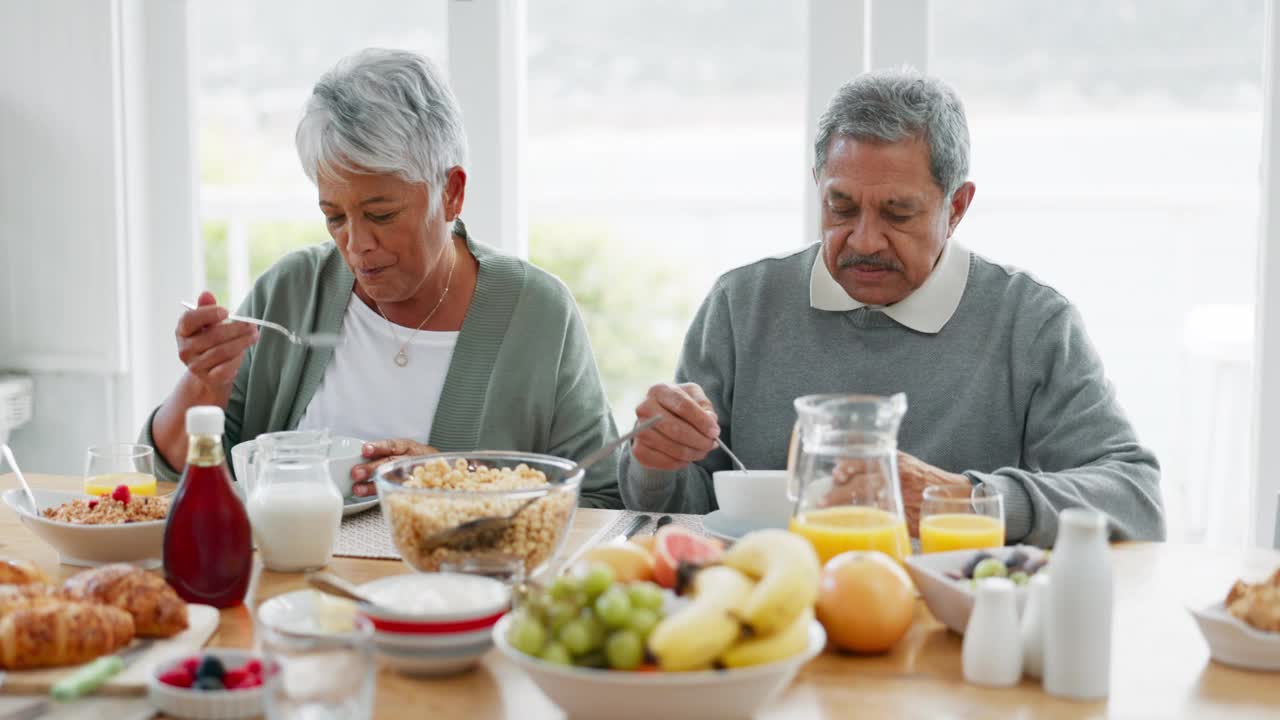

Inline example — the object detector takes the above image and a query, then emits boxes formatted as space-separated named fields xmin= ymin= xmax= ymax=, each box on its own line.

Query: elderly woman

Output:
xmin=142 ymin=48 xmax=622 ymax=508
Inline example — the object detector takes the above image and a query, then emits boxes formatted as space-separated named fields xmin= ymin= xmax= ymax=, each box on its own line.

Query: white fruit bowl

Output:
xmin=1188 ymin=602 xmax=1280 ymax=672
xmin=902 ymin=545 xmax=1046 ymax=634
xmin=493 ymin=614 xmax=825 ymax=720
xmin=2 ymin=488 xmax=165 ymax=567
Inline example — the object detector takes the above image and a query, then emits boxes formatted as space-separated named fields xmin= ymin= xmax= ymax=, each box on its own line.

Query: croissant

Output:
xmin=0 ymin=583 xmax=59 ymax=614
xmin=0 ymin=601 xmax=135 ymax=669
xmin=0 ymin=559 xmax=49 ymax=586
xmin=62 ymin=564 xmax=188 ymax=638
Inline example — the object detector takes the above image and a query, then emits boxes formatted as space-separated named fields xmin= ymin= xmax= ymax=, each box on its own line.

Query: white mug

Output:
xmin=712 ymin=470 xmax=792 ymax=527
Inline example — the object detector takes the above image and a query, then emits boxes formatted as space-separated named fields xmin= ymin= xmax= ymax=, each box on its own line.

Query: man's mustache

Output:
xmin=838 ymin=254 xmax=903 ymax=272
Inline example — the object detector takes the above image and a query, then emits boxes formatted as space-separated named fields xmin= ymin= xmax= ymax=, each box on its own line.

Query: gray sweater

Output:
xmin=620 ymin=244 xmax=1165 ymax=547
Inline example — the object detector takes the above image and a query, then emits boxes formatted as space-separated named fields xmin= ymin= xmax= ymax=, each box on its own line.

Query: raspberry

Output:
xmin=87 ymin=500 xmax=98 ymax=510
xmin=111 ymin=485 xmax=131 ymax=504
xmin=243 ymin=659 xmax=263 ymax=676
xmin=159 ymin=669 xmax=194 ymax=688
xmin=223 ymin=668 xmax=248 ymax=688
xmin=232 ymin=674 xmax=262 ymax=689
xmin=180 ymin=657 xmax=201 ymax=675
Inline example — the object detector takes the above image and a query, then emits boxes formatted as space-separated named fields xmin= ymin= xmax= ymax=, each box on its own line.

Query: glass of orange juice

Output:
xmin=787 ymin=394 xmax=912 ymax=564
xmin=84 ymin=444 xmax=157 ymax=497
xmin=919 ymin=483 xmax=1004 ymax=553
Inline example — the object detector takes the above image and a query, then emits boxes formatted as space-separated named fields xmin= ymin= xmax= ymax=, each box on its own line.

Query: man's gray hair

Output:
xmin=814 ymin=67 xmax=970 ymax=197
xmin=296 ymin=48 xmax=468 ymax=214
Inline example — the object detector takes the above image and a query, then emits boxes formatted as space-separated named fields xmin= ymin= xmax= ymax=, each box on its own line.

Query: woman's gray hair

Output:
xmin=814 ymin=67 xmax=970 ymax=197
xmin=296 ymin=48 xmax=468 ymax=215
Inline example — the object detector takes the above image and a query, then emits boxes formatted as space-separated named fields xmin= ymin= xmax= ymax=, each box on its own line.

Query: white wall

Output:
xmin=0 ymin=0 xmax=196 ymax=474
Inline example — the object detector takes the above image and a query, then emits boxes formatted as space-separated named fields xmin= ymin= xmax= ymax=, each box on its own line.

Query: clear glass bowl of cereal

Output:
xmin=373 ymin=452 xmax=582 ymax=578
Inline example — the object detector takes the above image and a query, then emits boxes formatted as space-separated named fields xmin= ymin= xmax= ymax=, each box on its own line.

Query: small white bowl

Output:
xmin=147 ymin=650 xmax=265 ymax=719
xmin=494 ymin=614 xmax=825 ymax=720
xmin=902 ymin=545 xmax=1045 ymax=634
xmin=374 ymin=626 xmax=494 ymax=651
xmin=2 ymin=488 xmax=165 ymax=567
xmin=711 ymin=470 xmax=791 ymax=528
xmin=356 ymin=573 xmax=511 ymax=628
xmin=375 ymin=638 xmax=492 ymax=677
xmin=1188 ymin=602 xmax=1280 ymax=671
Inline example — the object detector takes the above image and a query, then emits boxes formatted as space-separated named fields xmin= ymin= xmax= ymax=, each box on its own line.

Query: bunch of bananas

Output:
xmin=647 ymin=529 xmax=821 ymax=670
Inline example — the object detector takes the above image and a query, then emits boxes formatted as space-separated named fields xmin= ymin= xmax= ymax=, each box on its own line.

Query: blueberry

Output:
xmin=196 ymin=656 xmax=225 ymax=682
xmin=1003 ymin=550 xmax=1028 ymax=571
xmin=961 ymin=552 xmax=993 ymax=579
xmin=194 ymin=676 xmax=225 ymax=691
xmin=1023 ymin=558 xmax=1048 ymax=576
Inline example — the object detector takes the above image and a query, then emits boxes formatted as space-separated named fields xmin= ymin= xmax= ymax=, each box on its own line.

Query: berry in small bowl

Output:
xmin=149 ymin=650 xmax=266 ymax=719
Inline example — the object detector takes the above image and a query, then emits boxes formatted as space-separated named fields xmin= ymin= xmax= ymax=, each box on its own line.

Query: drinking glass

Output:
xmin=787 ymin=393 xmax=912 ymax=563
xmin=262 ymin=616 xmax=376 ymax=720
xmin=920 ymin=483 xmax=1005 ymax=553
xmin=84 ymin=443 xmax=156 ymax=496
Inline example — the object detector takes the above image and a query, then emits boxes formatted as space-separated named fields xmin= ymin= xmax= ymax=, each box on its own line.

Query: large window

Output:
xmin=929 ymin=0 xmax=1265 ymax=543
xmin=526 ymin=0 xmax=807 ymax=426
xmin=197 ymin=0 xmax=448 ymax=307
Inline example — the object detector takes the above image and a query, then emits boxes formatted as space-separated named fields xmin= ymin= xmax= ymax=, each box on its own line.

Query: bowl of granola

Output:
xmin=2 ymin=485 xmax=170 ymax=567
xmin=373 ymin=453 xmax=581 ymax=578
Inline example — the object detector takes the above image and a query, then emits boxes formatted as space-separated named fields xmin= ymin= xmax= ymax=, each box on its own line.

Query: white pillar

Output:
xmin=1252 ymin=0 xmax=1280 ymax=547
xmin=866 ymin=0 xmax=930 ymax=71
xmin=447 ymin=0 xmax=528 ymax=257
xmin=804 ymin=0 xmax=868 ymax=246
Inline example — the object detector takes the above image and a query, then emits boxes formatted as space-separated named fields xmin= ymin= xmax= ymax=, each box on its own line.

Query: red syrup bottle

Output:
xmin=163 ymin=406 xmax=253 ymax=608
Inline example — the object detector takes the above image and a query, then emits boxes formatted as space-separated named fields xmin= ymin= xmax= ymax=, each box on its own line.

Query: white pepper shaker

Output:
xmin=1044 ymin=508 xmax=1113 ymax=700
xmin=1021 ymin=572 xmax=1050 ymax=678
xmin=963 ymin=577 xmax=1023 ymax=687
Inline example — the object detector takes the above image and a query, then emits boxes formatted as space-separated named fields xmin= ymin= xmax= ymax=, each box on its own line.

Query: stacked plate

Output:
xmin=357 ymin=574 xmax=511 ymax=676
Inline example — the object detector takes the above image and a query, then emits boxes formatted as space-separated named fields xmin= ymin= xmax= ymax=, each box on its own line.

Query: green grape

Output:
xmin=508 ymin=615 xmax=547 ymax=657
xmin=1010 ymin=571 xmax=1030 ymax=587
xmin=574 ymin=650 xmax=608 ymax=669
xmin=582 ymin=564 xmax=616 ymax=599
xmin=595 ymin=588 xmax=633 ymax=629
xmin=544 ymin=601 xmax=577 ymax=633
xmin=605 ymin=630 xmax=644 ymax=670
xmin=973 ymin=558 xmax=1008 ymax=580
xmin=627 ymin=608 xmax=660 ymax=639
xmin=549 ymin=576 xmax=581 ymax=601
xmin=579 ymin=609 xmax=607 ymax=648
xmin=626 ymin=582 xmax=665 ymax=613
xmin=539 ymin=642 xmax=572 ymax=666
xmin=558 ymin=619 xmax=593 ymax=656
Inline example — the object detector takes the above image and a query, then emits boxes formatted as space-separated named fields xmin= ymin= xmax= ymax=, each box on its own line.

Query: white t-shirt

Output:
xmin=297 ymin=295 xmax=458 ymax=444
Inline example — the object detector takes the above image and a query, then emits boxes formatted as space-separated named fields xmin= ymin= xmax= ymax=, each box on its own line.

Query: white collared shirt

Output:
xmin=808 ymin=241 xmax=972 ymax=334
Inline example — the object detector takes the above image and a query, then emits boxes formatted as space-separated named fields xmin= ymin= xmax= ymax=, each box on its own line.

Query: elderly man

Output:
xmin=620 ymin=68 xmax=1164 ymax=547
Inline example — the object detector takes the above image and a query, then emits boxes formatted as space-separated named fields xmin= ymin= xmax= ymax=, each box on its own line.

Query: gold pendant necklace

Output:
xmin=377 ymin=249 xmax=457 ymax=368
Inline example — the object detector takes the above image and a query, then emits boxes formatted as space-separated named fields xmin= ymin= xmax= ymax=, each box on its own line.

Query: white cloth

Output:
xmin=808 ymin=240 xmax=972 ymax=334
xmin=297 ymin=295 xmax=457 ymax=444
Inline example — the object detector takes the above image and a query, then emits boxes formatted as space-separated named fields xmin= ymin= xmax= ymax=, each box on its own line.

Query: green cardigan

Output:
xmin=142 ymin=231 xmax=623 ymax=509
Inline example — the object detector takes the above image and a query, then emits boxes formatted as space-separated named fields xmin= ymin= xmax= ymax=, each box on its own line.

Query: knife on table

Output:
xmin=612 ymin=514 xmax=651 ymax=544
xmin=50 ymin=639 xmax=155 ymax=701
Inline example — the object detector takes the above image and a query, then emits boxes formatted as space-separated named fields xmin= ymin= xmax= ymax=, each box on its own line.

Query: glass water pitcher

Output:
xmin=786 ymin=393 xmax=912 ymax=563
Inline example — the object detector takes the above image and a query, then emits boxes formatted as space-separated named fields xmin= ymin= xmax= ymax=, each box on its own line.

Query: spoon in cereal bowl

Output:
xmin=413 ymin=415 xmax=664 ymax=553
xmin=1 ymin=443 xmax=41 ymax=515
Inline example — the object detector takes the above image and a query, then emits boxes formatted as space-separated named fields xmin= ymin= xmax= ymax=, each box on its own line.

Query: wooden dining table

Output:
xmin=2 ymin=473 xmax=1278 ymax=719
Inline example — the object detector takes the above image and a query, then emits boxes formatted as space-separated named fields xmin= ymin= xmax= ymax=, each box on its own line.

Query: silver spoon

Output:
xmin=306 ymin=572 xmax=403 ymax=618
xmin=180 ymin=301 xmax=339 ymax=348
xmin=1 ymin=444 xmax=40 ymax=515
xmin=717 ymin=439 xmax=748 ymax=471
xmin=418 ymin=415 xmax=664 ymax=552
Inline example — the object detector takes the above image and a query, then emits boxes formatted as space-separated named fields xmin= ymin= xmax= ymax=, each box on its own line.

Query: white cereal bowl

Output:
xmin=1188 ymin=602 xmax=1280 ymax=672
xmin=147 ymin=650 xmax=266 ymax=720
xmin=902 ymin=545 xmax=1044 ymax=634
xmin=355 ymin=572 xmax=511 ymax=627
xmin=374 ymin=638 xmax=492 ymax=676
xmin=711 ymin=470 xmax=792 ymax=528
xmin=494 ymin=614 xmax=825 ymax=720
xmin=2 ymin=488 xmax=165 ymax=567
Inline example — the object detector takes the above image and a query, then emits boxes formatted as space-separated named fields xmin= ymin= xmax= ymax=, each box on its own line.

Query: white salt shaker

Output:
xmin=963 ymin=577 xmax=1023 ymax=687
xmin=1021 ymin=572 xmax=1050 ymax=678
xmin=1044 ymin=508 xmax=1113 ymax=700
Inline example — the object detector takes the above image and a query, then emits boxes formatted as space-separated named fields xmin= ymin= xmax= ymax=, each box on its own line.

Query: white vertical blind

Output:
xmin=1253 ymin=0 xmax=1280 ymax=547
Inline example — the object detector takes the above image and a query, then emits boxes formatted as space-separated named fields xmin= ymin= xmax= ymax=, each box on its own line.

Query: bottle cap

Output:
xmin=186 ymin=406 xmax=225 ymax=436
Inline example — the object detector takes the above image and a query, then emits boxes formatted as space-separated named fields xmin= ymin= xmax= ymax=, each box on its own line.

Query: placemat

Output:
xmin=332 ymin=508 xmax=401 ymax=560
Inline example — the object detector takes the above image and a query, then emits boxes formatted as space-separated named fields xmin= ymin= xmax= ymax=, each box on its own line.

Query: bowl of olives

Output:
xmin=903 ymin=545 xmax=1049 ymax=635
